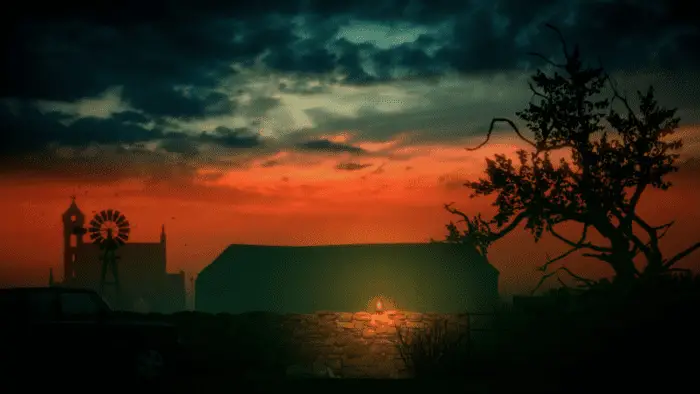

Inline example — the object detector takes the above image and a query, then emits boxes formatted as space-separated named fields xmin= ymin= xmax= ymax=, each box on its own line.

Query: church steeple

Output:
xmin=62 ymin=196 xmax=85 ymax=282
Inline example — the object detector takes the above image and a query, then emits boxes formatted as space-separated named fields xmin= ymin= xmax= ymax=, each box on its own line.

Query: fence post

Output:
xmin=465 ymin=312 xmax=472 ymax=362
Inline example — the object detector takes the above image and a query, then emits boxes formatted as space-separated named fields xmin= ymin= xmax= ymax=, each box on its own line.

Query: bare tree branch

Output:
xmin=653 ymin=221 xmax=675 ymax=232
xmin=548 ymin=223 xmax=612 ymax=253
xmin=628 ymin=220 xmax=675 ymax=259
xmin=526 ymin=52 xmax=565 ymax=69
xmin=581 ymin=252 xmax=610 ymax=260
xmin=555 ymin=275 xmax=569 ymax=289
xmin=663 ymin=242 xmax=700 ymax=269
xmin=667 ymin=268 xmax=692 ymax=275
xmin=465 ymin=118 xmax=537 ymax=152
xmin=557 ymin=267 xmax=596 ymax=286
xmin=537 ymin=246 xmax=581 ymax=273
xmin=444 ymin=203 xmax=470 ymax=224
xmin=610 ymin=209 xmax=651 ymax=257
xmin=444 ymin=203 xmax=528 ymax=242
xmin=527 ymin=82 xmax=548 ymax=100
xmin=544 ymin=23 xmax=569 ymax=59
xmin=531 ymin=271 xmax=558 ymax=295
xmin=531 ymin=266 xmax=595 ymax=295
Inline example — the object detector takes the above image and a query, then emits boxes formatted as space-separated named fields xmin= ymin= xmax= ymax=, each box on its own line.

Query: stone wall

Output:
xmin=281 ymin=310 xmax=477 ymax=379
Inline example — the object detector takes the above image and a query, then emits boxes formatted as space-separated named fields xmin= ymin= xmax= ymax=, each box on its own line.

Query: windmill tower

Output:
xmin=74 ymin=209 xmax=131 ymax=308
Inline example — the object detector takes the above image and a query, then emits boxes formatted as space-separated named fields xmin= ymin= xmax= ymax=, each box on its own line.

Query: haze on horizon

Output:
xmin=1 ymin=0 xmax=699 ymax=297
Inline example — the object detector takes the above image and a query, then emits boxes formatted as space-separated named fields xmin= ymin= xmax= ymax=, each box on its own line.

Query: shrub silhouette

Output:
xmin=396 ymin=318 xmax=469 ymax=379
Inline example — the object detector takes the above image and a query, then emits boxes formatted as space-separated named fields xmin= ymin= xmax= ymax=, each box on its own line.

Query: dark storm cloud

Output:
xmin=336 ymin=162 xmax=373 ymax=171
xmin=157 ymin=134 xmax=201 ymax=156
xmin=0 ymin=102 xmax=163 ymax=155
xmin=122 ymin=86 xmax=236 ymax=119
xmin=156 ymin=125 xmax=263 ymax=155
xmin=0 ymin=101 xmax=260 ymax=161
xmin=297 ymin=139 xmax=366 ymax=154
xmin=111 ymin=111 xmax=151 ymax=124
xmin=199 ymin=127 xmax=261 ymax=148
xmin=1 ymin=0 xmax=699 ymax=161
xmin=4 ymin=0 xmax=697 ymax=104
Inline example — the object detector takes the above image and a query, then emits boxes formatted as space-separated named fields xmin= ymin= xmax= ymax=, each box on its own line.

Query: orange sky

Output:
xmin=2 ymin=128 xmax=700 ymax=297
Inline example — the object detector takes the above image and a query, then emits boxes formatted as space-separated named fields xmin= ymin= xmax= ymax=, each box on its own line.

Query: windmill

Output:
xmin=74 ymin=209 xmax=130 ymax=306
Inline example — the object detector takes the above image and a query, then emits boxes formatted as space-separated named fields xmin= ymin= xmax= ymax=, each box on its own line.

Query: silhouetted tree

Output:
xmin=445 ymin=25 xmax=700 ymax=288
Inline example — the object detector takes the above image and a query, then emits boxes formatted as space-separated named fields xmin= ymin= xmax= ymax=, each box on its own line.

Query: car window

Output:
xmin=26 ymin=292 xmax=59 ymax=321
xmin=60 ymin=293 xmax=100 ymax=320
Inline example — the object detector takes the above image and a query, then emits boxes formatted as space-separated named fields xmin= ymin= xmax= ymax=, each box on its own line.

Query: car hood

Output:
xmin=106 ymin=318 xmax=176 ymax=329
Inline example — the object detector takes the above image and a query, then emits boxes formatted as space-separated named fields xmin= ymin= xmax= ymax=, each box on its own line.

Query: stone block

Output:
xmin=362 ymin=328 xmax=376 ymax=338
xmin=292 ymin=327 xmax=310 ymax=337
xmin=375 ymin=325 xmax=397 ymax=335
xmin=316 ymin=310 xmax=337 ymax=318
xmin=353 ymin=311 xmax=372 ymax=321
xmin=407 ymin=313 xmax=423 ymax=322
xmin=402 ymin=321 xmax=424 ymax=330
xmin=334 ymin=334 xmax=355 ymax=347
xmin=344 ymin=342 xmax=366 ymax=358
xmin=337 ymin=312 xmax=354 ymax=322
xmin=390 ymin=313 xmax=406 ymax=321
xmin=342 ymin=356 xmax=372 ymax=368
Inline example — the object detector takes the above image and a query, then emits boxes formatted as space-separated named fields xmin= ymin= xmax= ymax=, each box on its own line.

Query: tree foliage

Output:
xmin=444 ymin=25 xmax=699 ymax=288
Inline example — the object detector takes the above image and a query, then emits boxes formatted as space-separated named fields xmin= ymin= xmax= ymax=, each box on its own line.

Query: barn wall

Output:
xmin=195 ymin=269 xmax=499 ymax=314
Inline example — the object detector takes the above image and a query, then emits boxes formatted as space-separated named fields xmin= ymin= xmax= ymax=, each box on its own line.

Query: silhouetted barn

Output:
xmin=195 ymin=243 xmax=499 ymax=314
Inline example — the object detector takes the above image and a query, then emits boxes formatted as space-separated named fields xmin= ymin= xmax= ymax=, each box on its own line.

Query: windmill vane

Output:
xmin=84 ymin=209 xmax=131 ymax=247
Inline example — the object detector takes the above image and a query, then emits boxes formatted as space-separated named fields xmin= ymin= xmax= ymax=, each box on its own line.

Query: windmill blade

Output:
xmin=89 ymin=232 xmax=102 ymax=240
xmin=113 ymin=211 xmax=121 ymax=222
xmin=118 ymin=233 xmax=129 ymax=242
xmin=100 ymin=211 xmax=108 ymax=222
xmin=88 ymin=227 xmax=102 ymax=233
xmin=115 ymin=215 xmax=126 ymax=225
xmin=90 ymin=219 xmax=100 ymax=228
xmin=115 ymin=237 xmax=125 ymax=245
xmin=93 ymin=214 xmax=104 ymax=224
xmin=92 ymin=238 xmax=102 ymax=245
xmin=118 ymin=227 xmax=131 ymax=234
xmin=121 ymin=220 xmax=130 ymax=228
xmin=106 ymin=209 xmax=114 ymax=221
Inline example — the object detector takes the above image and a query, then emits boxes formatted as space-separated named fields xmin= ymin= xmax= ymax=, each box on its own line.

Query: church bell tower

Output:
xmin=62 ymin=196 xmax=85 ymax=282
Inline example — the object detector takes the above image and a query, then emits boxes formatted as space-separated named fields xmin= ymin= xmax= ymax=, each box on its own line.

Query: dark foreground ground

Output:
xmin=66 ymin=372 xmax=678 ymax=394
xmin=25 ymin=276 xmax=700 ymax=394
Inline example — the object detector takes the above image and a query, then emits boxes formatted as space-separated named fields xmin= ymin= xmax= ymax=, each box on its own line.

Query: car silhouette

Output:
xmin=0 ymin=286 xmax=183 ymax=383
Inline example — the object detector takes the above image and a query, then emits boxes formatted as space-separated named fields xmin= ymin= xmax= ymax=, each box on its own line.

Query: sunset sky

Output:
xmin=1 ymin=0 xmax=699 ymax=297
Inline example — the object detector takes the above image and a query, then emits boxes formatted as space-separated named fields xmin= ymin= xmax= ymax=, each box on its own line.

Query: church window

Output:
xmin=70 ymin=215 xmax=77 ymax=223
xmin=70 ymin=235 xmax=77 ymax=248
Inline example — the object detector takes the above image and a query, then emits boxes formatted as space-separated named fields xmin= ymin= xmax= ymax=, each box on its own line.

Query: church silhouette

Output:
xmin=50 ymin=198 xmax=186 ymax=313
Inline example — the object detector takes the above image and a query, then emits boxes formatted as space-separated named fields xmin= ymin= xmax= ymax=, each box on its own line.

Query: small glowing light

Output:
xmin=376 ymin=299 xmax=384 ymax=314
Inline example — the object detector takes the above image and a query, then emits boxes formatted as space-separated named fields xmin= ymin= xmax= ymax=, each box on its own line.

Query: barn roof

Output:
xmin=196 ymin=243 xmax=499 ymax=314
